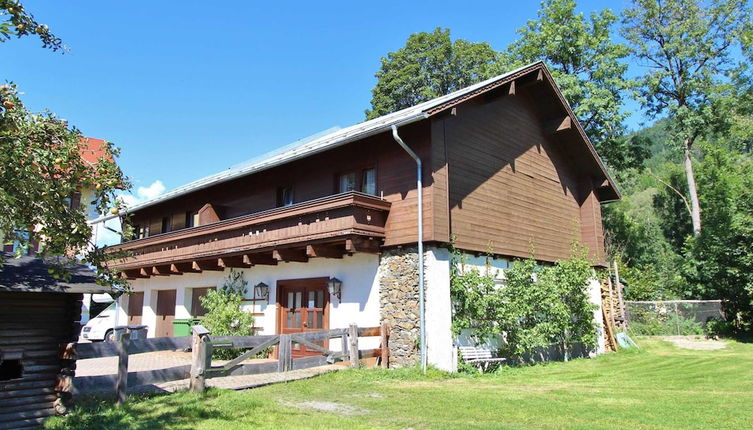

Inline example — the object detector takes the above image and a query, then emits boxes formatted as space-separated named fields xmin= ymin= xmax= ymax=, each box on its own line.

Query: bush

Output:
xmin=200 ymin=269 xmax=255 ymax=360
xmin=705 ymin=317 xmax=734 ymax=338
xmin=451 ymin=242 xmax=597 ymax=365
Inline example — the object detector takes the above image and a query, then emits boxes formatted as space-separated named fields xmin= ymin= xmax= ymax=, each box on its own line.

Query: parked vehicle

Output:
xmin=81 ymin=302 xmax=117 ymax=341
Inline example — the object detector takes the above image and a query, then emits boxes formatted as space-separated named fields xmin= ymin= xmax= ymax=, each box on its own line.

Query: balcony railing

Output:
xmin=109 ymin=192 xmax=390 ymax=276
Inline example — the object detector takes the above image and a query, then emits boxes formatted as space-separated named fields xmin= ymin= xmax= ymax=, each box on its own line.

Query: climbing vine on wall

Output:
xmin=450 ymin=242 xmax=598 ymax=360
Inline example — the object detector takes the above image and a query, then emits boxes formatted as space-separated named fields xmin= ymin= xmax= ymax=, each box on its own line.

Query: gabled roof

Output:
xmin=92 ymin=61 xmax=618 ymax=222
xmin=0 ymin=253 xmax=111 ymax=294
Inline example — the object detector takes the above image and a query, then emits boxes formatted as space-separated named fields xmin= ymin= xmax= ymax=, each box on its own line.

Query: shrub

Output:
xmin=199 ymin=269 xmax=255 ymax=359
xmin=451 ymin=242 xmax=598 ymax=365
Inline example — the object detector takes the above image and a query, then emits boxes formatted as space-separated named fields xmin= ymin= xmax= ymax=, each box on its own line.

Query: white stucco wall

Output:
xmin=589 ymin=276 xmax=606 ymax=354
xmin=124 ymin=253 xmax=381 ymax=349
xmin=424 ymin=247 xmax=454 ymax=371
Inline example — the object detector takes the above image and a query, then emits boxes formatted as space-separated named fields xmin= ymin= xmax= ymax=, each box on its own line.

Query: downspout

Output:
xmin=390 ymin=124 xmax=426 ymax=373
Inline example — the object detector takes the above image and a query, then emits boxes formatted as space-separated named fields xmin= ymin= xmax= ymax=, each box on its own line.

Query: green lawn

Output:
xmin=46 ymin=338 xmax=753 ymax=429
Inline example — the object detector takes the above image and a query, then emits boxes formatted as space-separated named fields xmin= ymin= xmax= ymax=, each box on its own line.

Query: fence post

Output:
xmin=278 ymin=334 xmax=292 ymax=372
xmin=341 ymin=333 xmax=348 ymax=359
xmin=348 ymin=324 xmax=359 ymax=368
xmin=380 ymin=322 xmax=390 ymax=369
xmin=674 ymin=302 xmax=681 ymax=336
xmin=190 ymin=325 xmax=211 ymax=393
xmin=115 ymin=331 xmax=130 ymax=407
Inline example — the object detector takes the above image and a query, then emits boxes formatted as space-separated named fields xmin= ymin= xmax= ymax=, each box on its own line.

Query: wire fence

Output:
xmin=625 ymin=300 xmax=725 ymax=336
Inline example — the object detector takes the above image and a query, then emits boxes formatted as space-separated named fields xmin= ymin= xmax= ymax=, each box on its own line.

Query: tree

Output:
xmin=1 ymin=2 xmax=129 ymax=288
xmin=683 ymin=145 xmax=753 ymax=330
xmin=503 ymin=0 xmax=639 ymax=170
xmin=366 ymin=27 xmax=500 ymax=119
xmin=1 ymin=0 xmax=63 ymax=51
xmin=621 ymin=0 xmax=752 ymax=235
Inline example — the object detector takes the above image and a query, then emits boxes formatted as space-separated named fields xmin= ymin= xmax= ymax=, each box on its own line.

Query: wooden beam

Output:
xmin=217 ymin=256 xmax=250 ymax=269
xmin=536 ymin=69 xmax=544 ymax=81
xmin=544 ymin=116 xmax=572 ymax=135
xmin=345 ymin=238 xmax=381 ymax=254
xmin=273 ymin=248 xmax=308 ymax=263
xmin=123 ymin=269 xmax=147 ymax=279
xmin=172 ymin=262 xmax=199 ymax=273
xmin=151 ymin=266 xmax=173 ymax=276
xmin=244 ymin=253 xmax=277 ymax=266
xmin=139 ymin=268 xmax=151 ymax=278
xmin=508 ymin=80 xmax=516 ymax=96
xmin=152 ymin=264 xmax=182 ymax=276
xmin=192 ymin=260 xmax=222 ymax=272
xmin=306 ymin=244 xmax=344 ymax=259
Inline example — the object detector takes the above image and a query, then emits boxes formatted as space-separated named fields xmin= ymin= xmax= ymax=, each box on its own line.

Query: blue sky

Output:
xmin=5 ymin=0 xmax=641 ymax=200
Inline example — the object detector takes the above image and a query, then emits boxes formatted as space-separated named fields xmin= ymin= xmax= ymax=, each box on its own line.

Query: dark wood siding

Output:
xmin=436 ymin=93 xmax=606 ymax=262
xmin=129 ymin=120 xmax=438 ymax=247
xmin=0 ymin=292 xmax=82 ymax=429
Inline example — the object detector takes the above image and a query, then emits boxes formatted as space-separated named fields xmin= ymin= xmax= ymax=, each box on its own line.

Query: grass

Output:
xmin=46 ymin=338 xmax=753 ymax=429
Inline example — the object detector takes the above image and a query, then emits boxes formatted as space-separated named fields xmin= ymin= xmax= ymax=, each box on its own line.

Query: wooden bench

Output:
xmin=459 ymin=346 xmax=506 ymax=371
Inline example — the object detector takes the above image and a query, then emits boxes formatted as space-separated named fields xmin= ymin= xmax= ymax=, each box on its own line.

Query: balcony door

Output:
xmin=276 ymin=277 xmax=329 ymax=357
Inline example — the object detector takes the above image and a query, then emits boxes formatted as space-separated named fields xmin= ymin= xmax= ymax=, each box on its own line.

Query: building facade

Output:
xmin=105 ymin=62 xmax=619 ymax=371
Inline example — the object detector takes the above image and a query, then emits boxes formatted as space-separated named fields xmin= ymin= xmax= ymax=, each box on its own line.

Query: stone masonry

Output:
xmin=378 ymin=248 xmax=420 ymax=368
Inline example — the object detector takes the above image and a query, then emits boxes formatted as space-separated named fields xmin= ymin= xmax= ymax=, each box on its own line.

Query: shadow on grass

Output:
xmin=44 ymin=389 xmax=260 ymax=430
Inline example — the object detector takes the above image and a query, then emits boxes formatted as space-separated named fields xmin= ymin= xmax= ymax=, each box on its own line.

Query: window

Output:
xmin=161 ymin=217 xmax=171 ymax=234
xmin=338 ymin=167 xmax=376 ymax=195
xmin=362 ymin=168 xmax=376 ymax=195
xmin=187 ymin=211 xmax=199 ymax=228
xmin=338 ymin=172 xmax=357 ymax=193
xmin=0 ymin=359 xmax=23 ymax=381
xmin=276 ymin=186 xmax=294 ymax=207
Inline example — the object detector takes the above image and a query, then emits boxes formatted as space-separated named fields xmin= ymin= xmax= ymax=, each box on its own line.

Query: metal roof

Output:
xmin=89 ymin=62 xmax=544 ymax=223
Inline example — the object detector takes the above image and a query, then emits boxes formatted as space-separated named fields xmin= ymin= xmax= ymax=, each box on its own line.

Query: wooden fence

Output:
xmin=72 ymin=323 xmax=389 ymax=405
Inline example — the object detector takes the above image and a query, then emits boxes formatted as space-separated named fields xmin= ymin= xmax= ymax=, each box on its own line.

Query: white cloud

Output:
xmin=118 ymin=180 xmax=166 ymax=209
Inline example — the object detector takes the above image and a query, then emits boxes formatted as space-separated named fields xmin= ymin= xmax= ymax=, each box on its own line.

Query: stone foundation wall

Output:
xmin=378 ymin=248 xmax=420 ymax=368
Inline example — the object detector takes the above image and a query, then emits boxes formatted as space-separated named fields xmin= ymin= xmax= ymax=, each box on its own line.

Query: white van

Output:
xmin=81 ymin=302 xmax=117 ymax=342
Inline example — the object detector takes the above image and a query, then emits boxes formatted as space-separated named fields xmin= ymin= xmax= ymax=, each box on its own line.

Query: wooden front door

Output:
xmin=155 ymin=289 xmax=176 ymax=337
xmin=277 ymin=278 xmax=329 ymax=357
xmin=127 ymin=292 xmax=144 ymax=325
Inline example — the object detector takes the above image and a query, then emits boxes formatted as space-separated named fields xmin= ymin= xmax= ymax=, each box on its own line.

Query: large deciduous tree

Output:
xmin=621 ymin=0 xmax=752 ymax=235
xmin=503 ymin=0 xmax=640 ymax=170
xmin=366 ymin=27 xmax=500 ymax=119
xmin=1 ymin=0 xmax=63 ymax=51
xmin=1 ymin=2 xmax=129 ymax=288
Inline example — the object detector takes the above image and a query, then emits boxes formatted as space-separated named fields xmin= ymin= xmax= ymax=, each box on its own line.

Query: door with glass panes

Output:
xmin=276 ymin=277 xmax=329 ymax=357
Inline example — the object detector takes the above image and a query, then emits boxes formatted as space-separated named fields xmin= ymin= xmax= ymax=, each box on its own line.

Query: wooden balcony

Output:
xmin=109 ymin=192 xmax=390 ymax=278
